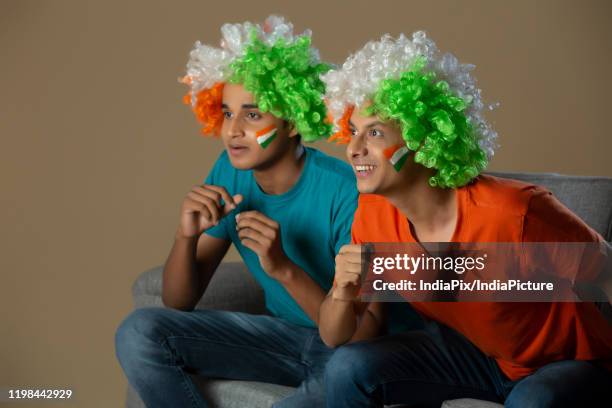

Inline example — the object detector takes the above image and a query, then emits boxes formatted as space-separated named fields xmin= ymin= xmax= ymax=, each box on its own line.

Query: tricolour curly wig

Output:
xmin=181 ymin=15 xmax=331 ymax=142
xmin=322 ymin=31 xmax=498 ymax=188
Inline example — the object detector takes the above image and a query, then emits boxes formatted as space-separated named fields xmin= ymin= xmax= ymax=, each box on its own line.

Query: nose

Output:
xmin=347 ymin=132 xmax=367 ymax=160
xmin=227 ymin=117 xmax=244 ymax=138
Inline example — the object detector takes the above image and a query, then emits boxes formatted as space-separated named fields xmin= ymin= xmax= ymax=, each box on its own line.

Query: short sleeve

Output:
xmin=522 ymin=187 xmax=607 ymax=282
xmin=201 ymin=152 xmax=231 ymax=241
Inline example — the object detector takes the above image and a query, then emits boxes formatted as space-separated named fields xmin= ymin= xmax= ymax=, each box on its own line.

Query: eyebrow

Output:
xmin=348 ymin=120 xmax=384 ymax=129
xmin=221 ymin=103 xmax=259 ymax=110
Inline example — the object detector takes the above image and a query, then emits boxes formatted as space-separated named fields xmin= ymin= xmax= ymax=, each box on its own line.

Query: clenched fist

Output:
xmin=333 ymin=244 xmax=364 ymax=301
xmin=177 ymin=184 xmax=243 ymax=239
xmin=236 ymin=211 xmax=291 ymax=281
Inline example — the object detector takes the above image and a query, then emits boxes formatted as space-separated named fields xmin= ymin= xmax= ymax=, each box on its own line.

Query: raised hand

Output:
xmin=333 ymin=244 xmax=363 ymax=301
xmin=236 ymin=211 xmax=291 ymax=281
xmin=177 ymin=184 xmax=243 ymax=239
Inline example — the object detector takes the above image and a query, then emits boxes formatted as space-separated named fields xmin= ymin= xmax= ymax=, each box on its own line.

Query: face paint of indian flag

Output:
xmin=383 ymin=144 xmax=410 ymax=172
xmin=255 ymin=125 xmax=277 ymax=149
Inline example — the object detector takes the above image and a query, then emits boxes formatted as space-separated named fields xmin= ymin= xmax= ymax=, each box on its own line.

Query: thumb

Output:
xmin=222 ymin=194 xmax=243 ymax=216
xmin=233 ymin=194 xmax=244 ymax=205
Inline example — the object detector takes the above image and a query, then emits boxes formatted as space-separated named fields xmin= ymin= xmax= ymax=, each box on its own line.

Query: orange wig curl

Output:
xmin=327 ymin=105 xmax=354 ymax=145
xmin=183 ymin=82 xmax=225 ymax=137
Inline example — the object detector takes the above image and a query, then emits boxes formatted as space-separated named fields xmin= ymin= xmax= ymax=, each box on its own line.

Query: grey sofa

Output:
xmin=125 ymin=171 xmax=612 ymax=408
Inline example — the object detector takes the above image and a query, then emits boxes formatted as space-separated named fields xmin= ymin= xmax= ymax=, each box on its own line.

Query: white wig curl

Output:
xmin=182 ymin=15 xmax=320 ymax=106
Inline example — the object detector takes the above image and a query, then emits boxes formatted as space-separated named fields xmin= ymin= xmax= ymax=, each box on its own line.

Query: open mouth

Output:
xmin=228 ymin=145 xmax=249 ymax=156
xmin=354 ymin=164 xmax=377 ymax=178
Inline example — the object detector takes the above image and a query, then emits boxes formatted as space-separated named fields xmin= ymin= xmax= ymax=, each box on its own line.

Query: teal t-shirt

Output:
xmin=203 ymin=147 xmax=358 ymax=328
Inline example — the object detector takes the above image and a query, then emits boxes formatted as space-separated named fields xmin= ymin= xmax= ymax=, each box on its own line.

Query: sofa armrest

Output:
xmin=131 ymin=262 xmax=267 ymax=314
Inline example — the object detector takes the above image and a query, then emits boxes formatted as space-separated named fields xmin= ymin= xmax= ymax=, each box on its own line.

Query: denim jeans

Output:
xmin=325 ymin=320 xmax=612 ymax=408
xmin=115 ymin=307 xmax=334 ymax=408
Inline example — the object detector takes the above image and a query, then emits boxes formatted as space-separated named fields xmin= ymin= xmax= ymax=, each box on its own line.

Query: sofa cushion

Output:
xmin=132 ymin=263 xmax=267 ymax=314
xmin=441 ymin=399 xmax=504 ymax=408
xmin=127 ymin=378 xmax=295 ymax=408
xmin=193 ymin=377 xmax=295 ymax=408
xmin=127 ymin=378 xmax=505 ymax=408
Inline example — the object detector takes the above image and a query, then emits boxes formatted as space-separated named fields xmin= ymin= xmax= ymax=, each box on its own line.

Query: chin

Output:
xmin=356 ymin=180 xmax=380 ymax=194
xmin=227 ymin=155 xmax=257 ymax=170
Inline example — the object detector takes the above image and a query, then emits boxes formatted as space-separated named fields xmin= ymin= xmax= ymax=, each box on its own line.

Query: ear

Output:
xmin=284 ymin=120 xmax=298 ymax=138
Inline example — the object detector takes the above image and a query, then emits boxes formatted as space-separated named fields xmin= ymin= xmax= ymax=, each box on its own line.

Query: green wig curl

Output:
xmin=365 ymin=57 xmax=487 ymax=188
xmin=228 ymin=32 xmax=331 ymax=142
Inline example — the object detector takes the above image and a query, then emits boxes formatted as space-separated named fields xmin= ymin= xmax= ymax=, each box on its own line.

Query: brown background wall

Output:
xmin=1 ymin=0 xmax=611 ymax=406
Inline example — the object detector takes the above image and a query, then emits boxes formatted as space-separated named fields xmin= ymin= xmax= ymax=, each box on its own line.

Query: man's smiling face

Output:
xmin=220 ymin=83 xmax=296 ymax=170
xmin=346 ymin=105 xmax=412 ymax=195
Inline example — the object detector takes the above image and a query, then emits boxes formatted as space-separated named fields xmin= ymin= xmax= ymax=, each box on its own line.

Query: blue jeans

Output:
xmin=115 ymin=307 xmax=333 ymax=407
xmin=325 ymin=320 xmax=612 ymax=408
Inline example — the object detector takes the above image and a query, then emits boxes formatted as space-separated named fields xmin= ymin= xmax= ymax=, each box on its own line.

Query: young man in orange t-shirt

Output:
xmin=318 ymin=32 xmax=612 ymax=407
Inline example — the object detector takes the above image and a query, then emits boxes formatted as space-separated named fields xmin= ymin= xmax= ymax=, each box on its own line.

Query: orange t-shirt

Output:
xmin=351 ymin=174 xmax=612 ymax=381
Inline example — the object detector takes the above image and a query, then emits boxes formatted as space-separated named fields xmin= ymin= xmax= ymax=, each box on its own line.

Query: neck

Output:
xmin=386 ymin=167 xmax=456 ymax=228
xmin=253 ymin=143 xmax=305 ymax=195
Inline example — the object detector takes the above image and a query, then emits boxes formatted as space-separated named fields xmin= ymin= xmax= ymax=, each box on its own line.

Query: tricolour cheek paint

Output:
xmin=255 ymin=125 xmax=277 ymax=149
xmin=384 ymin=144 xmax=410 ymax=172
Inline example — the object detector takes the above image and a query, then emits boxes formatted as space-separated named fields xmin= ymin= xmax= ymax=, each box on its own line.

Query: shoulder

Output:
xmin=521 ymin=181 xmax=600 ymax=242
xmin=306 ymin=147 xmax=355 ymax=184
xmin=464 ymin=174 xmax=544 ymax=217
xmin=469 ymin=175 xmax=600 ymax=241
xmin=305 ymin=148 xmax=358 ymax=205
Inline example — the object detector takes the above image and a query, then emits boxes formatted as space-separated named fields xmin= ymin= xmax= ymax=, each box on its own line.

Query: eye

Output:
xmin=223 ymin=111 xmax=233 ymax=119
xmin=246 ymin=111 xmax=262 ymax=120
xmin=349 ymin=127 xmax=357 ymax=136
xmin=368 ymin=128 xmax=384 ymax=138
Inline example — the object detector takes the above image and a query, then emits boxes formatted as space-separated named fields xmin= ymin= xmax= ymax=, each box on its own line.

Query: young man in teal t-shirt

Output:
xmin=115 ymin=16 xmax=357 ymax=407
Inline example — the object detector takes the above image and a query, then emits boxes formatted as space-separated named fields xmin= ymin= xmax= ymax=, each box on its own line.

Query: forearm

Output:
xmin=318 ymin=294 xmax=358 ymax=347
xmin=277 ymin=263 xmax=327 ymax=325
xmin=161 ymin=231 xmax=204 ymax=311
